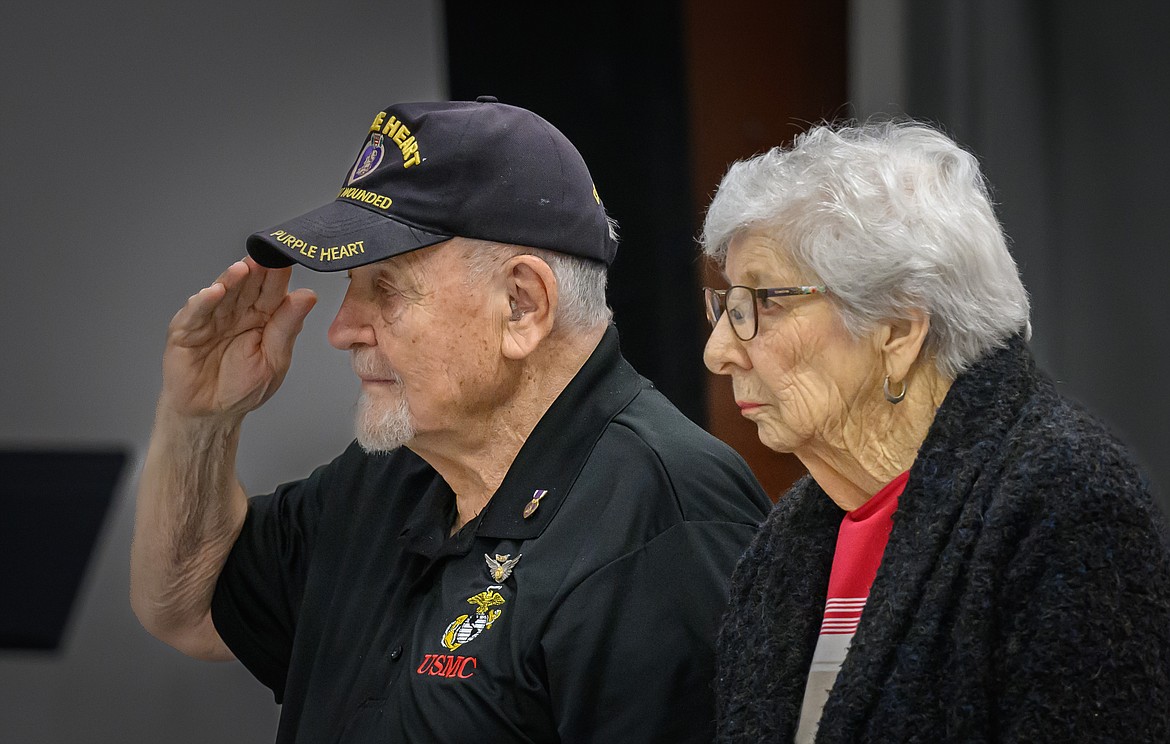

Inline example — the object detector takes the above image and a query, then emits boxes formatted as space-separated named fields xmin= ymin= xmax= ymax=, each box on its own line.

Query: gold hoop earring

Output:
xmin=883 ymin=375 xmax=906 ymax=404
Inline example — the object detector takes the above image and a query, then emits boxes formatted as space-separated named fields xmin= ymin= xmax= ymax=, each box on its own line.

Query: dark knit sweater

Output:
xmin=716 ymin=337 xmax=1170 ymax=743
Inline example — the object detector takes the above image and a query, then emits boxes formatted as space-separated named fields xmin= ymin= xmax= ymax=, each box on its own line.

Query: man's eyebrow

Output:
xmin=375 ymin=264 xmax=403 ymax=282
xmin=375 ymin=262 xmax=426 ymax=294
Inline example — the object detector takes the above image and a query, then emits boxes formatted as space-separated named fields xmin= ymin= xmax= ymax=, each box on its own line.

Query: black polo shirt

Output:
xmin=211 ymin=326 xmax=770 ymax=743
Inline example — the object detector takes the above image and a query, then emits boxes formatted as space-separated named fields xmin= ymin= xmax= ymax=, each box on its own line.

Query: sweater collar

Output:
xmin=820 ymin=335 xmax=1043 ymax=733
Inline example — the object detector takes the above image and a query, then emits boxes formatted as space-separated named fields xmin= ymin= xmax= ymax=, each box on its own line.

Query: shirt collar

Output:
xmin=399 ymin=325 xmax=645 ymax=551
xmin=397 ymin=454 xmax=459 ymax=558
xmin=477 ymin=324 xmax=643 ymax=540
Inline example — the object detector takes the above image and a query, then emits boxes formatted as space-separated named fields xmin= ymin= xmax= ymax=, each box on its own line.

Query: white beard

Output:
xmin=355 ymin=389 xmax=416 ymax=453
xmin=351 ymin=349 xmax=416 ymax=454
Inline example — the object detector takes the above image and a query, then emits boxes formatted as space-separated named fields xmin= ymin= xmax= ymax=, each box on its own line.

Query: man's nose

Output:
xmin=328 ymin=289 xmax=376 ymax=350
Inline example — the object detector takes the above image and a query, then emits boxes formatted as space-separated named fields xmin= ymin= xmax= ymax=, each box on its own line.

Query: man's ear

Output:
xmin=500 ymin=255 xmax=557 ymax=360
xmin=878 ymin=309 xmax=931 ymax=384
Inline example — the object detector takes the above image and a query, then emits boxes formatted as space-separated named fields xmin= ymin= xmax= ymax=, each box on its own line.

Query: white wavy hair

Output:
xmin=701 ymin=120 xmax=1031 ymax=378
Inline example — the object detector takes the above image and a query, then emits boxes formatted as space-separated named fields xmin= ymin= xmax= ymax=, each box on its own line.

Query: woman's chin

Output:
xmin=755 ymin=424 xmax=802 ymax=455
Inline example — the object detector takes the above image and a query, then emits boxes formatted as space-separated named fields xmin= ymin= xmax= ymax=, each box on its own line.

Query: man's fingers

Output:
xmin=169 ymin=281 xmax=227 ymax=336
xmin=171 ymin=259 xmax=309 ymax=355
xmin=210 ymin=260 xmax=253 ymax=324
xmin=254 ymin=258 xmax=295 ymax=314
xmin=232 ymin=257 xmax=273 ymax=315
xmin=261 ymin=288 xmax=318 ymax=363
xmin=170 ymin=260 xmax=252 ymax=343
xmin=225 ymin=259 xmax=274 ymax=320
xmin=211 ymin=259 xmax=249 ymax=289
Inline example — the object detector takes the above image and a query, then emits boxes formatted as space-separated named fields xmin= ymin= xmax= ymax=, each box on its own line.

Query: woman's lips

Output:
xmin=736 ymin=401 xmax=761 ymax=412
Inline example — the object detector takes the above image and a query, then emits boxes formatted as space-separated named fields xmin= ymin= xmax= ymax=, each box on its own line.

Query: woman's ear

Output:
xmin=500 ymin=255 xmax=557 ymax=360
xmin=879 ymin=309 xmax=931 ymax=384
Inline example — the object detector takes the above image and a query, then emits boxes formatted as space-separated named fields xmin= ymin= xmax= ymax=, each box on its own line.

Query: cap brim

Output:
xmin=246 ymin=200 xmax=453 ymax=272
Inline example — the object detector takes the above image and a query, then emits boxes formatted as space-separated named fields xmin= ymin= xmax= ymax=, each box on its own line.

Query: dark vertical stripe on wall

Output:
xmin=445 ymin=2 xmax=704 ymax=423
xmin=446 ymin=2 xmax=849 ymax=499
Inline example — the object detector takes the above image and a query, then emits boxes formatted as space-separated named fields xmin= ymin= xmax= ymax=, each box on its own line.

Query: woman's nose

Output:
xmin=703 ymin=314 xmax=751 ymax=375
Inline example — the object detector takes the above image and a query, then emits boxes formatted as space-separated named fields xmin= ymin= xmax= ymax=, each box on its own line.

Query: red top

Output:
xmin=820 ymin=470 xmax=909 ymax=634
xmin=796 ymin=470 xmax=910 ymax=742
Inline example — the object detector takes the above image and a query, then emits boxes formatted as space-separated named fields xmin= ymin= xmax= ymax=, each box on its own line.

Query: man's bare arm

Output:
xmin=130 ymin=258 xmax=316 ymax=659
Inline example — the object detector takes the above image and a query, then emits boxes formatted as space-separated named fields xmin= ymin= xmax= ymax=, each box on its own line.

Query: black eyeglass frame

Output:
xmin=703 ymin=284 xmax=828 ymax=341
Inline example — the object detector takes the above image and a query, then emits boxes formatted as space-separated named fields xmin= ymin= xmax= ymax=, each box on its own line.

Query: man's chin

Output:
xmin=356 ymin=437 xmax=409 ymax=455
xmin=354 ymin=393 xmax=416 ymax=454
xmin=354 ymin=424 xmax=415 ymax=454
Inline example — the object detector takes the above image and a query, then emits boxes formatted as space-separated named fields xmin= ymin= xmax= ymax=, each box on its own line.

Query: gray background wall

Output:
xmin=0 ymin=1 xmax=445 ymax=741
xmin=3 ymin=1 xmax=1168 ymax=742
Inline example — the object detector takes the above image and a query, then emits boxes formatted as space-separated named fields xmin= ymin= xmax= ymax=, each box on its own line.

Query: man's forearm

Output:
xmin=130 ymin=406 xmax=249 ymax=659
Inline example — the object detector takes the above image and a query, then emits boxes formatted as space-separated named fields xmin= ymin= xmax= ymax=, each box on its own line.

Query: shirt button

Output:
xmin=389 ymin=645 xmax=403 ymax=662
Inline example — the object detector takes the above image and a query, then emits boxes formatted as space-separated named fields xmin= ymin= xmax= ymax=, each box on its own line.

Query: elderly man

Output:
xmin=130 ymin=98 xmax=770 ymax=743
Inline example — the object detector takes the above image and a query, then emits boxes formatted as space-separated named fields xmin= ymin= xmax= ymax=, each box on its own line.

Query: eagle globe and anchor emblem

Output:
xmin=440 ymin=554 xmax=522 ymax=651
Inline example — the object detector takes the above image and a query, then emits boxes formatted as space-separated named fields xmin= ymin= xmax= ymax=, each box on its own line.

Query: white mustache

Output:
xmin=351 ymin=350 xmax=402 ymax=382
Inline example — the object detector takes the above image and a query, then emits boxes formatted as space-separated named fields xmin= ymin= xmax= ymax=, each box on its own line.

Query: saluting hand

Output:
xmin=161 ymin=257 xmax=318 ymax=421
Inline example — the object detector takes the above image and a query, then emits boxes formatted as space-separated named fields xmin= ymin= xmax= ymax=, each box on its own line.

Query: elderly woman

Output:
xmin=702 ymin=121 xmax=1170 ymax=742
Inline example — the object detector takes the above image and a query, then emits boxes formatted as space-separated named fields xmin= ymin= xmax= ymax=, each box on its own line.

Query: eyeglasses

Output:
xmin=703 ymin=284 xmax=828 ymax=341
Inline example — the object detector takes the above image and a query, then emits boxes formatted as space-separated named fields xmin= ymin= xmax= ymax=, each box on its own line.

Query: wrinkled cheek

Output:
xmin=760 ymin=382 xmax=822 ymax=447
xmin=778 ymin=370 xmax=829 ymax=422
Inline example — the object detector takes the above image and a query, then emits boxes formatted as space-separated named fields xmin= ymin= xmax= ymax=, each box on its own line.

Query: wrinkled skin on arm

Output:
xmin=130 ymin=257 xmax=316 ymax=660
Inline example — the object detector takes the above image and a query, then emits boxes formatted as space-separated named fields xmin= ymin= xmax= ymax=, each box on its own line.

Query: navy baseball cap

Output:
xmin=246 ymin=97 xmax=617 ymax=271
